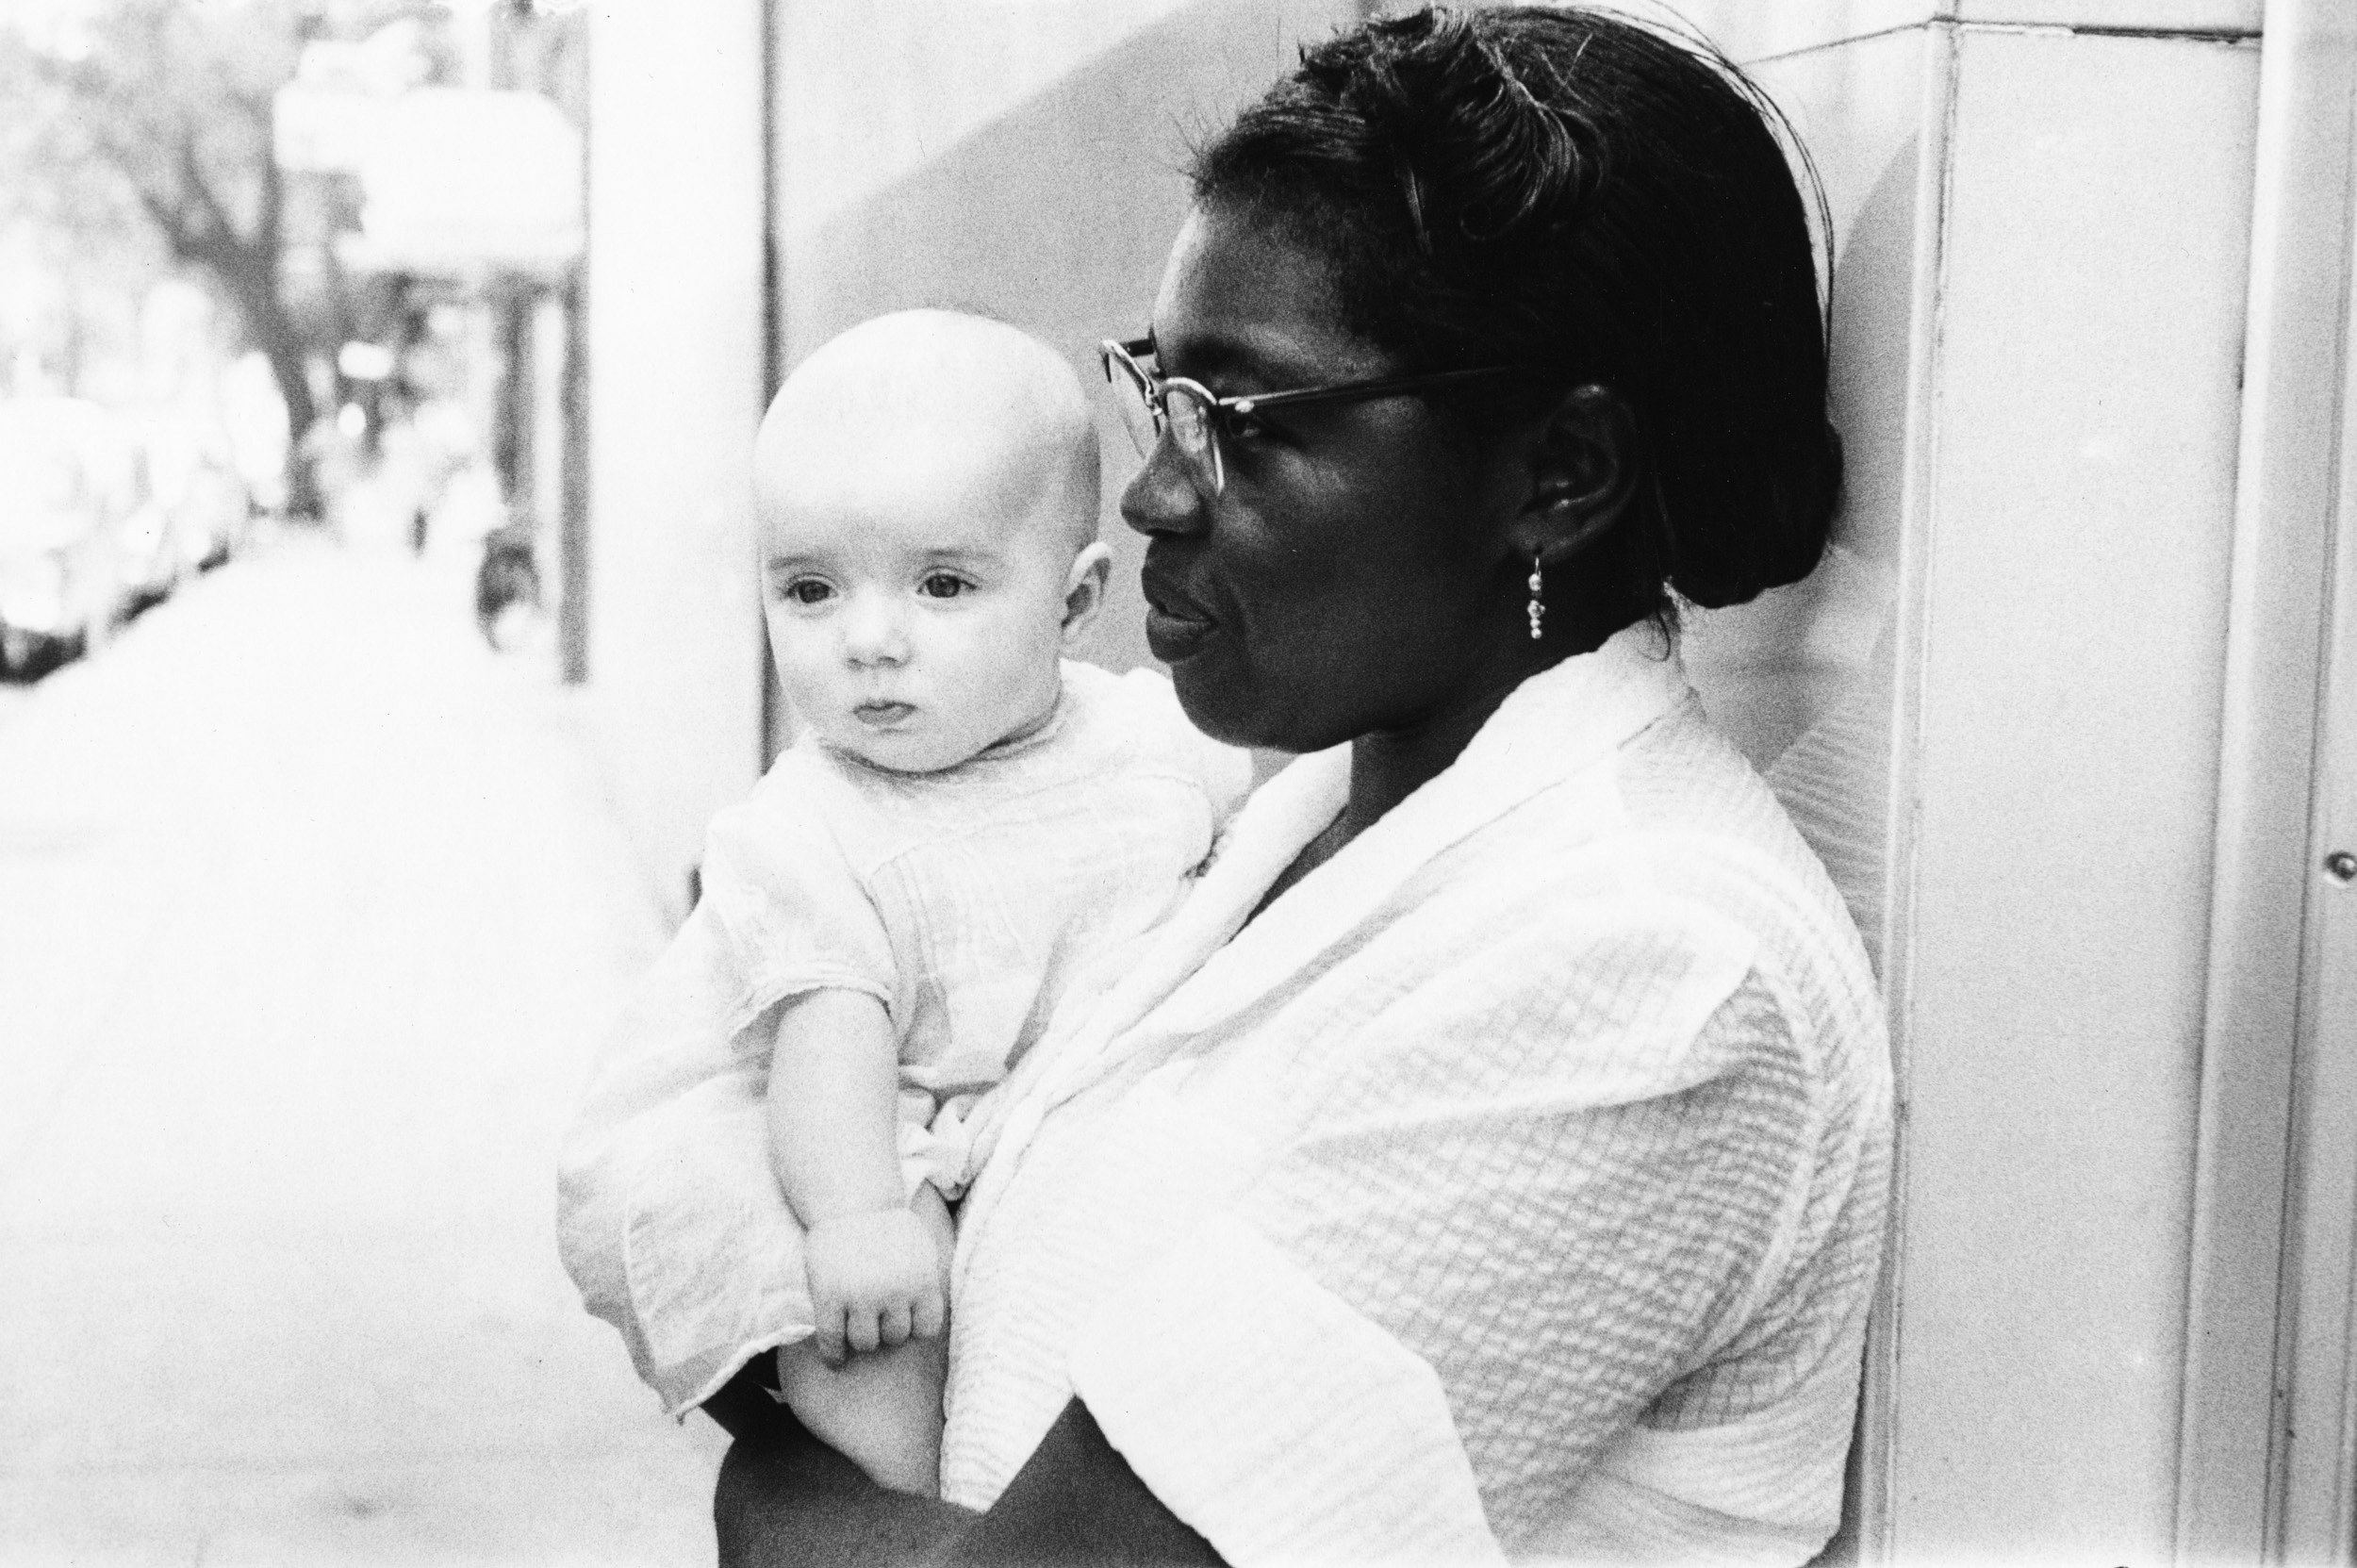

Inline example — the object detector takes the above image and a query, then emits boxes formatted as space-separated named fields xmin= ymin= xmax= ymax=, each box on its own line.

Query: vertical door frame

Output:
xmin=2177 ymin=0 xmax=2357 ymax=1558
xmin=2268 ymin=133 xmax=2357 ymax=1567
xmin=757 ymin=0 xmax=786 ymax=768
xmin=1849 ymin=18 xmax=1961 ymax=1563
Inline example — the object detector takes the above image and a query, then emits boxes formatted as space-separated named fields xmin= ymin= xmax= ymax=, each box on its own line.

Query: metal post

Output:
xmin=557 ymin=264 xmax=588 ymax=685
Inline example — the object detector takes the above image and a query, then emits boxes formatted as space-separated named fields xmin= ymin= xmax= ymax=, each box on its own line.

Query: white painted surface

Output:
xmin=2269 ymin=173 xmax=2357 ymax=1557
xmin=1666 ymin=0 xmax=1934 ymax=62
xmin=2177 ymin=0 xmax=2357 ymax=1554
xmin=1952 ymin=0 xmax=2260 ymax=29
xmin=585 ymin=1 xmax=768 ymax=912
xmin=1627 ymin=3 xmax=2259 ymax=70
xmin=1679 ymin=0 xmax=2265 ymax=55
xmin=1887 ymin=27 xmax=2259 ymax=1560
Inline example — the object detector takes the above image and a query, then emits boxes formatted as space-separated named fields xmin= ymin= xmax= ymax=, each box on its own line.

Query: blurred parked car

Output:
xmin=180 ymin=457 xmax=252 ymax=570
xmin=0 ymin=397 xmax=134 ymax=677
xmin=110 ymin=477 xmax=180 ymax=615
xmin=141 ymin=411 xmax=252 ymax=578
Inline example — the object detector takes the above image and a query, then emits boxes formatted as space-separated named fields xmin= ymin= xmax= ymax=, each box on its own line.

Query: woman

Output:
xmin=696 ymin=8 xmax=1886 ymax=1561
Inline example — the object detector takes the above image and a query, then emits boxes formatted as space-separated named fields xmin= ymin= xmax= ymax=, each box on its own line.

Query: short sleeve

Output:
xmin=700 ymin=762 xmax=898 ymax=1030
xmin=1067 ymin=902 xmax=1823 ymax=1560
xmin=556 ymin=897 xmax=820 ymax=1414
xmin=555 ymin=756 xmax=898 ymax=1416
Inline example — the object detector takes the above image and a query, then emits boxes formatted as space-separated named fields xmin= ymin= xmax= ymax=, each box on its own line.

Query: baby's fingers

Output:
xmin=878 ymin=1300 xmax=913 ymax=1348
xmin=911 ymin=1287 xmax=947 ymax=1341
xmin=846 ymin=1306 xmax=882 ymax=1357
xmin=812 ymin=1303 xmax=849 ymax=1366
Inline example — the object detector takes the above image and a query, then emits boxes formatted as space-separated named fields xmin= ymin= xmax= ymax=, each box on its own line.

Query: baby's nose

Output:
xmin=841 ymin=593 xmax=910 ymax=666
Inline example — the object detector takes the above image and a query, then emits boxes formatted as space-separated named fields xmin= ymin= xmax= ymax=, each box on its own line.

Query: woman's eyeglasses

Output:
xmin=1097 ymin=337 xmax=1536 ymax=497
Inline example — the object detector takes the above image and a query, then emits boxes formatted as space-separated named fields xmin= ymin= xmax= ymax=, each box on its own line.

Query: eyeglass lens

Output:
xmin=1159 ymin=386 xmax=1220 ymax=494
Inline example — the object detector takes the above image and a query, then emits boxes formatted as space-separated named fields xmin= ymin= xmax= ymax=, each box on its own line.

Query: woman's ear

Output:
xmin=1508 ymin=384 xmax=1641 ymax=570
xmin=1058 ymin=542 xmax=1114 ymax=647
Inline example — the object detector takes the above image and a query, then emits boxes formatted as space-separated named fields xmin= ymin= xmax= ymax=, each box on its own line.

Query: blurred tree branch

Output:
xmin=0 ymin=0 xmax=351 ymax=504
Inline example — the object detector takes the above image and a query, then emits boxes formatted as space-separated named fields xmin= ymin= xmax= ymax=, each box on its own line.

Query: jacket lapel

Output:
xmin=959 ymin=626 xmax=1694 ymax=1256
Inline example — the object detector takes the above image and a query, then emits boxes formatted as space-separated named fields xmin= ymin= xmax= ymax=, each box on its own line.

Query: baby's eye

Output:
xmin=918 ymin=572 xmax=970 ymax=600
xmin=780 ymin=578 xmax=833 ymax=606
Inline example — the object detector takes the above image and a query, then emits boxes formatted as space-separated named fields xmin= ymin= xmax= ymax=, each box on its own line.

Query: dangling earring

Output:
xmin=1526 ymin=558 xmax=1545 ymax=641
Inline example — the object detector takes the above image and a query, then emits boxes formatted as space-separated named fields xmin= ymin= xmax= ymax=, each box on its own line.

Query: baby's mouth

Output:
xmin=853 ymin=701 xmax=915 ymax=727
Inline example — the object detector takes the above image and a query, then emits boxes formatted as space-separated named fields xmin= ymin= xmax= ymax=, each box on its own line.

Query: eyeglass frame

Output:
xmin=1097 ymin=336 xmax=1542 ymax=496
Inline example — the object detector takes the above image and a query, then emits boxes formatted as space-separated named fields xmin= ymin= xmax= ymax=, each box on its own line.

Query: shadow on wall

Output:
xmin=773 ymin=0 xmax=1302 ymax=739
xmin=1700 ymin=132 xmax=1923 ymax=972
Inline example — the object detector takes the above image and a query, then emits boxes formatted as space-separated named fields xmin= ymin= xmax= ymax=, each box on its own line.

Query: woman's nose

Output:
xmin=1119 ymin=436 xmax=1208 ymax=538
xmin=840 ymin=592 xmax=909 ymax=666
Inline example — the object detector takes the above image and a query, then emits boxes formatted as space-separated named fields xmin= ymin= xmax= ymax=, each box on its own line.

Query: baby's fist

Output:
xmin=803 ymin=1208 xmax=948 ymax=1364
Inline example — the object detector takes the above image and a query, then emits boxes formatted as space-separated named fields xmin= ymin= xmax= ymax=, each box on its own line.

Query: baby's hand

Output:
xmin=802 ymin=1208 xmax=948 ymax=1366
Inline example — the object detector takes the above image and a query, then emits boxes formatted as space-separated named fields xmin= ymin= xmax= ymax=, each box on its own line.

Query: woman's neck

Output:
xmin=1247 ymin=602 xmax=1630 ymax=924
xmin=1251 ymin=649 xmax=1541 ymax=920
xmin=1343 ymin=691 xmax=1502 ymax=838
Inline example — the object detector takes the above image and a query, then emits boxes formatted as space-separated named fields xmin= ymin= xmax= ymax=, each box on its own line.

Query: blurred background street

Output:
xmin=0 ymin=525 xmax=721 ymax=1564
xmin=0 ymin=3 xmax=744 ymax=1560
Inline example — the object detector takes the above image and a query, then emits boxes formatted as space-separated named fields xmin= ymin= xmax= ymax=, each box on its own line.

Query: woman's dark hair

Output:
xmin=1191 ymin=5 xmax=1841 ymax=618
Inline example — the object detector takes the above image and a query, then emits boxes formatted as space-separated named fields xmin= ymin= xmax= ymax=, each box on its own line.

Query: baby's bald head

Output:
xmin=754 ymin=310 xmax=1099 ymax=563
xmin=750 ymin=311 xmax=1114 ymax=773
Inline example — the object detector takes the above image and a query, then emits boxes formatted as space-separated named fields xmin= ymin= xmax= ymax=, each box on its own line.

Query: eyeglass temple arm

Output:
xmin=1101 ymin=335 xmax=1527 ymax=413
xmin=1231 ymin=364 xmax=1532 ymax=414
xmin=1099 ymin=336 xmax=1157 ymax=385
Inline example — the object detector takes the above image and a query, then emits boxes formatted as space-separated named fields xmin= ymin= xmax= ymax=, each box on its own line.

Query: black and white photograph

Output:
xmin=0 ymin=1 xmax=2349 ymax=1563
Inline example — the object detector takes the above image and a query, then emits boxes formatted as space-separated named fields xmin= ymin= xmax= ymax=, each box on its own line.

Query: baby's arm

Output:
xmin=766 ymin=989 xmax=948 ymax=1364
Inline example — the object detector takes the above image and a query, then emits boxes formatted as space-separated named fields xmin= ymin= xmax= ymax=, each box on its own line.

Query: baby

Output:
xmin=615 ymin=310 xmax=1248 ymax=1494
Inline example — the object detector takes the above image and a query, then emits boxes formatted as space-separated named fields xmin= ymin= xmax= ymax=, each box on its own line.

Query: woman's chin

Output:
xmin=1167 ymin=665 xmax=1297 ymax=753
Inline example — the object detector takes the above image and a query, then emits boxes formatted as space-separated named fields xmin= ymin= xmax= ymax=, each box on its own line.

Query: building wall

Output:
xmin=767 ymin=0 xmax=1361 ymax=749
xmin=585 ymin=0 xmax=2295 ymax=1554
xmin=1685 ymin=7 xmax=2263 ymax=1559
xmin=1890 ymin=29 xmax=2255 ymax=1559
xmin=583 ymin=1 xmax=769 ymax=916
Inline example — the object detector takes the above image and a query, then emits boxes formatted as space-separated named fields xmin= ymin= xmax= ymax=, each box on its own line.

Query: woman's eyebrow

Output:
xmin=1153 ymin=330 xmax=1308 ymax=390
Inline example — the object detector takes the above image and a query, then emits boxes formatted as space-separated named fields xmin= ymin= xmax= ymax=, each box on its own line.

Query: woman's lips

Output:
xmin=1145 ymin=606 xmax=1214 ymax=661
xmin=1142 ymin=583 xmax=1216 ymax=661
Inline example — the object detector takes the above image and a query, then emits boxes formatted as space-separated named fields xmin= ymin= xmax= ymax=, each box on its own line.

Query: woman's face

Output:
xmin=1123 ymin=203 xmax=1528 ymax=754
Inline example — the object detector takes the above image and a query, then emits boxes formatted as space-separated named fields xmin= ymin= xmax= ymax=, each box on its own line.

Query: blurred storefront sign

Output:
xmin=272 ymin=25 xmax=434 ymax=174
xmin=335 ymin=91 xmax=584 ymax=279
xmin=272 ymin=85 xmax=389 ymax=174
xmin=278 ymin=59 xmax=583 ymax=279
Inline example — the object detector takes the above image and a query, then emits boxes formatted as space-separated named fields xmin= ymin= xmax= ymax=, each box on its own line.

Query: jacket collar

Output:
xmin=959 ymin=624 xmax=1695 ymax=1247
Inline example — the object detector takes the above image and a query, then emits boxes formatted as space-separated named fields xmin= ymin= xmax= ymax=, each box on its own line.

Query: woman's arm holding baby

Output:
xmin=713 ymin=1385 xmax=1225 ymax=1568
xmin=768 ymin=989 xmax=948 ymax=1360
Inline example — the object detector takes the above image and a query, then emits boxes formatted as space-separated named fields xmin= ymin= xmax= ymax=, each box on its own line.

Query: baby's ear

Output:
xmin=1059 ymin=542 xmax=1113 ymax=646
